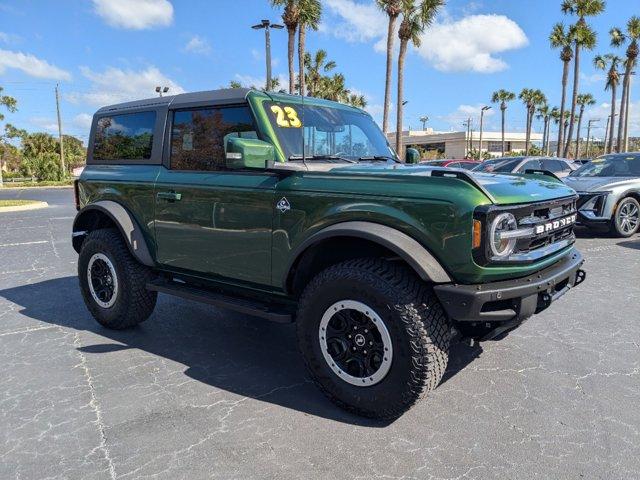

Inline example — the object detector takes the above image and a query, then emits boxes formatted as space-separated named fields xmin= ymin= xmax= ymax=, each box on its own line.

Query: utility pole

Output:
xmin=478 ymin=106 xmax=491 ymax=160
xmin=462 ymin=118 xmax=471 ymax=157
xmin=55 ymin=84 xmax=65 ymax=177
xmin=585 ymin=119 xmax=599 ymax=158
xmin=252 ymin=19 xmax=284 ymax=91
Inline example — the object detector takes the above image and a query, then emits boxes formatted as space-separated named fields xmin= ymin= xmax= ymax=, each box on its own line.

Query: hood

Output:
xmin=563 ymin=175 xmax=639 ymax=193
xmin=330 ymin=164 xmax=576 ymax=205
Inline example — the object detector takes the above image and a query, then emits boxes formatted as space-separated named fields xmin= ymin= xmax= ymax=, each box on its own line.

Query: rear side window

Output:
xmin=518 ymin=159 xmax=541 ymax=172
xmin=170 ymin=106 xmax=256 ymax=171
xmin=93 ymin=111 xmax=156 ymax=161
xmin=542 ymin=159 xmax=567 ymax=173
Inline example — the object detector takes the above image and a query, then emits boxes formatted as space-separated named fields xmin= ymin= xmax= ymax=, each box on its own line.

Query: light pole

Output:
xmin=604 ymin=113 xmax=618 ymax=154
xmin=419 ymin=115 xmax=429 ymax=130
xmin=252 ymin=19 xmax=284 ymax=91
xmin=478 ymin=106 xmax=491 ymax=160
xmin=585 ymin=119 xmax=600 ymax=158
xmin=155 ymin=86 xmax=169 ymax=97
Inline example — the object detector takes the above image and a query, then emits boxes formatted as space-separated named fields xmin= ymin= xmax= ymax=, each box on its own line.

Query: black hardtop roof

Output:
xmin=95 ymin=88 xmax=253 ymax=114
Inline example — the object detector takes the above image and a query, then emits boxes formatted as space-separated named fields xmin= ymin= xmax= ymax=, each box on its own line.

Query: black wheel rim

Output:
xmin=87 ymin=253 xmax=118 ymax=308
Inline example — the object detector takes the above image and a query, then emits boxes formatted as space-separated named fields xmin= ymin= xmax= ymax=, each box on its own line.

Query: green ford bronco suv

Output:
xmin=73 ymin=88 xmax=586 ymax=418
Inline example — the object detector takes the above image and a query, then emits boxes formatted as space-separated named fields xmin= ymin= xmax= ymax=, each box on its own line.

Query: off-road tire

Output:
xmin=78 ymin=228 xmax=157 ymax=329
xmin=611 ymin=196 xmax=640 ymax=238
xmin=296 ymin=258 xmax=451 ymax=419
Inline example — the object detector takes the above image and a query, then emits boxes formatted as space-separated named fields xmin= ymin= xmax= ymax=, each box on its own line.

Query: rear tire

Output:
xmin=78 ymin=228 xmax=157 ymax=329
xmin=296 ymin=258 xmax=451 ymax=419
xmin=611 ymin=197 xmax=640 ymax=238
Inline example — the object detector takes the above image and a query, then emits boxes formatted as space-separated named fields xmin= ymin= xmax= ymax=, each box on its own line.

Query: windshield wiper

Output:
xmin=357 ymin=155 xmax=400 ymax=163
xmin=288 ymin=155 xmax=357 ymax=163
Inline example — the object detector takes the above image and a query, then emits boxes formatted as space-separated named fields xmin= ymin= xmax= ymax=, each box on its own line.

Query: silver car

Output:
xmin=472 ymin=156 xmax=578 ymax=178
xmin=564 ymin=153 xmax=640 ymax=237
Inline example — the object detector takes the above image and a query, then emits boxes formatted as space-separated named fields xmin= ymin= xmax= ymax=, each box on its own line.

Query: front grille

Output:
xmin=514 ymin=197 xmax=577 ymax=256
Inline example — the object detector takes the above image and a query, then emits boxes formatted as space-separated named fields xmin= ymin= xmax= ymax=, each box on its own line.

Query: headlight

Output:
xmin=489 ymin=212 xmax=518 ymax=258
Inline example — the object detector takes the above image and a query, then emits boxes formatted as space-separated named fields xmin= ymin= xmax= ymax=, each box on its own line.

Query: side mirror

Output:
xmin=405 ymin=147 xmax=420 ymax=164
xmin=225 ymin=137 xmax=275 ymax=169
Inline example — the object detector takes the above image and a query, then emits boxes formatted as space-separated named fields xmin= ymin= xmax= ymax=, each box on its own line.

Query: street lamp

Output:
xmin=585 ymin=118 xmax=600 ymax=158
xmin=251 ymin=19 xmax=284 ymax=91
xmin=155 ymin=86 xmax=169 ymax=97
xmin=478 ymin=106 xmax=491 ymax=160
xmin=419 ymin=115 xmax=429 ymax=130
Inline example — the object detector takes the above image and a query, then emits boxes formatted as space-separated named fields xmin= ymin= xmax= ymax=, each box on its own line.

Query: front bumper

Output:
xmin=434 ymin=250 xmax=585 ymax=327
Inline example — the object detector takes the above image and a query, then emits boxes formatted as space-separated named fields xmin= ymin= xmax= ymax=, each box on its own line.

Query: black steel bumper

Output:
xmin=434 ymin=250 xmax=586 ymax=325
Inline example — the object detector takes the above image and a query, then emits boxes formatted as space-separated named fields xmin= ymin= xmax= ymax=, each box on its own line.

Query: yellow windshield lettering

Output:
xmin=270 ymin=105 xmax=302 ymax=128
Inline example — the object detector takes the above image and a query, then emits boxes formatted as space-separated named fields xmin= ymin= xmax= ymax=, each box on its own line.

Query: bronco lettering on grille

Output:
xmin=534 ymin=214 xmax=577 ymax=235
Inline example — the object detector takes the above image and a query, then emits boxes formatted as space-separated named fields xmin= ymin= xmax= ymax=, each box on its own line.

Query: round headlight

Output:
xmin=490 ymin=212 xmax=518 ymax=258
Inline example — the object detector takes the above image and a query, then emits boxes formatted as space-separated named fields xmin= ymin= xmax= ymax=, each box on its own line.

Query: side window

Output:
xmin=541 ymin=159 xmax=563 ymax=173
xmin=519 ymin=159 xmax=541 ymax=172
xmin=447 ymin=162 xmax=460 ymax=168
xmin=170 ymin=106 xmax=256 ymax=171
xmin=93 ymin=111 xmax=156 ymax=161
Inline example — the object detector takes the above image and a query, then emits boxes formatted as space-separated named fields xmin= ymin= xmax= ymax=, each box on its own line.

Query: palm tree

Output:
xmin=519 ymin=88 xmax=547 ymax=155
xmin=377 ymin=0 xmax=402 ymax=133
xmin=297 ymin=0 xmax=321 ymax=97
xmin=574 ymin=93 xmax=596 ymax=158
xmin=491 ymin=89 xmax=516 ymax=156
xmin=347 ymin=93 xmax=367 ymax=109
xmin=536 ymin=104 xmax=551 ymax=155
xmin=561 ymin=0 xmax=604 ymax=157
xmin=611 ymin=16 xmax=640 ymax=153
xmin=272 ymin=0 xmax=300 ymax=94
xmin=304 ymin=49 xmax=336 ymax=97
xmin=396 ymin=0 xmax=443 ymax=158
xmin=594 ymin=54 xmax=622 ymax=153
xmin=550 ymin=23 xmax=574 ymax=157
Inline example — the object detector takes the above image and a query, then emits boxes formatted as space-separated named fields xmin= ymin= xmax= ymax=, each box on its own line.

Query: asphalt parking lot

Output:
xmin=0 ymin=187 xmax=639 ymax=480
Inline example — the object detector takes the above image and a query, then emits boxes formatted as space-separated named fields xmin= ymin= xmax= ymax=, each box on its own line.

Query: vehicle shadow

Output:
xmin=0 ymin=276 xmax=480 ymax=426
xmin=574 ymin=226 xmax=611 ymax=239
xmin=617 ymin=238 xmax=640 ymax=250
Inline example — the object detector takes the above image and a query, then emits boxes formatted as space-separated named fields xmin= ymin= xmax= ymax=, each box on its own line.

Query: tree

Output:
xmin=396 ymin=0 xmax=443 ymax=159
xmin=550 ymin=23 xmax=574 ymax=157
xmin=272 ymin=0 xmax=300 ymax=94
xmin=536 ymin=104 xmax=551 ymax=155
xmin=519 ymin=88 xmax=547 ymax=155
xmin=574 ymin=93 xmax=596 ymax=158
xmin=561 ymin=0 xmax=604 ymax=157
xmin=297 ymin=0 xmax=321 ymax=96
xmin=228 ymin=80 xmax=242 ymax=89
xmin=594 ymin=53 xmax=622 ymax=153
xmin=0 ymin=86 xmax=18 ymax=185
xmin=377 ymin=0 xmax=402 ymax=133
xmin=304 ymin=49 xmax=336 ymax=97
xmin=491 ymin=89 xmax=516 ymax=157
xmin=611 ymin=16 xmax=640 ymax=153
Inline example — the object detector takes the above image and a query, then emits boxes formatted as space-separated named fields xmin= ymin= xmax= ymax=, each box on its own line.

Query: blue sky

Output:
xmin=0 ymin=0 xmax=638 ymax=145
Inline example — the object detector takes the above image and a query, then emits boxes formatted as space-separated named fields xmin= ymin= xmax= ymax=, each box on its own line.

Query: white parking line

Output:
xmin=0 ymin=240 xmax=49 ymax=248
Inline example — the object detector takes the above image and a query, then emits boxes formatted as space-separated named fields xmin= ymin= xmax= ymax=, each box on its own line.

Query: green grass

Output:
xmin=1 ymin=180 xmax=74 ymax=188
xmin=0 ymin=199 xmax=41 ymax=207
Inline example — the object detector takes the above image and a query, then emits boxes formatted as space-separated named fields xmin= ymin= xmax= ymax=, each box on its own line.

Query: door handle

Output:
xmin=157 ymin=191 xmax=182 ymax=202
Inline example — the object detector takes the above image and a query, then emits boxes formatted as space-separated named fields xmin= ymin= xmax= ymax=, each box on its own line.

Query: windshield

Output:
xmin=473 ymin=158 xmax=521 ymax=173
xmin=570 ymin=154 xmax=640 ymax=178
xmin=265 ymin=101 xmax=397 ymax=162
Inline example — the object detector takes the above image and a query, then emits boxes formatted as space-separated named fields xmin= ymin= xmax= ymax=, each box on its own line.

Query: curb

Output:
xmin=0 ymin=201 xmax=49 ymax=213
xmin=0 ymin=185 xmax=73 ymax=190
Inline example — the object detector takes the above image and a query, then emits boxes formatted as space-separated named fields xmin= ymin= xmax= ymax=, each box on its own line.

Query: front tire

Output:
xmin=78 ymin=228 xmax=157 ymax=329
xmin=296 ymin=258 xmax=451 ymax=419
xmin=611 ymin=197 xmax=640 ymax=238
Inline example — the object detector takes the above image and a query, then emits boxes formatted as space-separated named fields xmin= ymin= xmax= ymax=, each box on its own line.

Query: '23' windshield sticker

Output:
xmin=270 ymin=105 xmax=302 ymax=128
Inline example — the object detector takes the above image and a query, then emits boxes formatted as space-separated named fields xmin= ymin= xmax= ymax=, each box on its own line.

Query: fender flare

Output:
xmin=72 ymin=200 xmax=154 ymax=267
xmin=285 ymin=221 xmax=452 ymax=288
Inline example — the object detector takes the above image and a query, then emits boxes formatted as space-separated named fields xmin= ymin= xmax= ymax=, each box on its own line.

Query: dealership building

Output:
xmin=388 ymin=129 xmax=544 ymax=159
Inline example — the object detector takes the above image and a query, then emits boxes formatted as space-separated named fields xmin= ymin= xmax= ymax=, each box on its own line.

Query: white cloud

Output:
xmin=323 ymin=0 xmax=387 ymax=43
xmin=73 ymin=113 xmax=93 ymax=131
xmin=92 ymin=0 xmax=173 ymax=30
xmin=0 ymin=32 xmax=21 ymax=44
xmin=234 ymin=73 xmax=287 ymax=90
xmin=586 ymin=101 xmax=640 ymax=138
xmin=66 ymin=66 xmax=184 ymax=106
xmin=29 ymin=117 xmax=58 ymax=133
xmin=439 ymin=103 xmax=496 ymax=129
xmin=0 ymin=48 xmax=71 ymax=80
xmin=417 ymin=15 xmax=528 ymax=73
xmin=183 ymin=35 xmax=211 ymax=55
xmin=580 ymin=72 xmax=606 ymax=85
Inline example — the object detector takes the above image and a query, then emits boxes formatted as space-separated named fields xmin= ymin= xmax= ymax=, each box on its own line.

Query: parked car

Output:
xmin=420 ymin=159 xmax=480 ymax=170
xmin=72 ymin=88 xmax=585 ymax=419
xmin=564 ymin=152 xmax=640 ymax=237
xmin=472 ymin=156 xmax=578 ymax=178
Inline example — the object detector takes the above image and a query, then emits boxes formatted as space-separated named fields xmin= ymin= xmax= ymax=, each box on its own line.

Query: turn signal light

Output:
xmin=472 ymin=219 xmax=482 ymax=249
